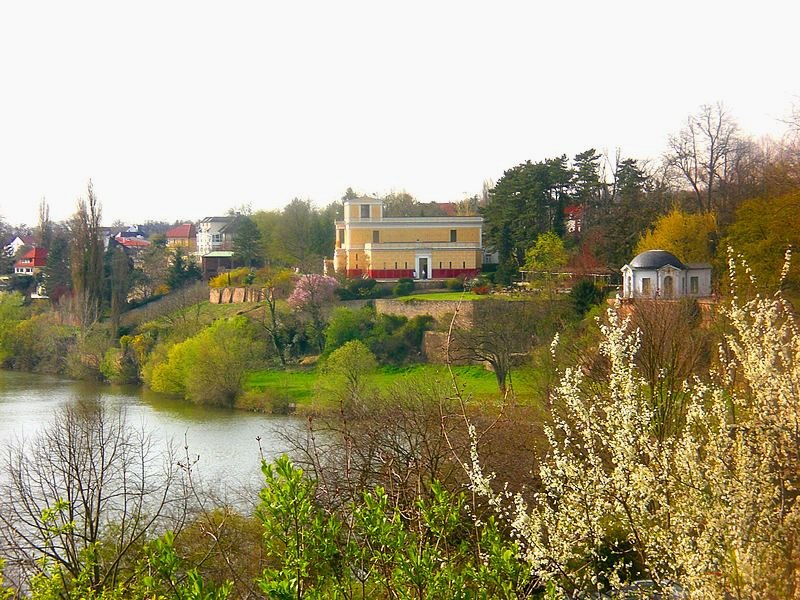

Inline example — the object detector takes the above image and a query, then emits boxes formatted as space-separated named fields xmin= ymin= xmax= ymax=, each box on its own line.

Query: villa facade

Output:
xmin=333 ymin=197 xmax=483 ymax=280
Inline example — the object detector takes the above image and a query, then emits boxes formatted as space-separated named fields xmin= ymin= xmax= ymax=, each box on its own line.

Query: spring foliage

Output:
xmin=149 ymin=316 xmax=262 ymax=406
xmin=468 ymin=251 xmax=800 ymax=597
xmin=635 ymin=208 xmax=717 ymax=264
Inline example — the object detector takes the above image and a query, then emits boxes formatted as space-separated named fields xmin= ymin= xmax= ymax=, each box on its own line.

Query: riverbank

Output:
xmin=0 ymin=368 xmax=306 ymax=492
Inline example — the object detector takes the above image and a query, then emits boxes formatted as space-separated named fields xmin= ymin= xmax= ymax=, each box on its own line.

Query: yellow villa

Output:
xmin=333 ymin=197 xmax=483 ymax=280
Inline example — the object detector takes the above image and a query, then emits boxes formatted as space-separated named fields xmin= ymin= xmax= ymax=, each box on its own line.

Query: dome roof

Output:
xmin=629 ymin=249 xmax=686 ymax=270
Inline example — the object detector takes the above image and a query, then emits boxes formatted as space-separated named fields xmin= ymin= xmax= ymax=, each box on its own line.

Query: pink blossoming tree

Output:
xmin=288 ymin=274 xmax=338 ymax=352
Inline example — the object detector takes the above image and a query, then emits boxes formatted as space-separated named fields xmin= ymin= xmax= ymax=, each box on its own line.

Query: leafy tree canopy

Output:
xmin=636 ymin=208 xmax=717 ymax=264
xmin=232 ymin=216 xmax=264 ymax=268
xmin=724 ymin=190 xmax=800 ymax=295
xmin=482 ymin=156 xmax=574 ymax=281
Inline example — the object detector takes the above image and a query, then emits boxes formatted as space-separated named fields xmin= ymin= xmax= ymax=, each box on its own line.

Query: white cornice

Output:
xmin=336 ymin=217 xmax=482 ymax=229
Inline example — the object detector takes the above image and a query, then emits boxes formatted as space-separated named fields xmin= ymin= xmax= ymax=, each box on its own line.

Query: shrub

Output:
xmin=335 ymin=277 xmax=380 ymax=300
xmin=445 ymin=277 xmax=464 ymax=291
xmin=99 ymin=338 xmax=140 ymax=384
xmin=256 ymin=455 xmax=532 ymax=598
xmin=149 ymin=317 xmax=263 ymax=406
xmin=324 ymin=305 xmax=375 ymax=352
xmin=209 ymin=267 xmax=252 ymax=289
xmin=0 ymin=292 xmax=28 ymax=366
xmin=393 ymin=278 xmax=415 ymax=297
xmin=569 ymin=278 xmax=605 ymax=317
xmin=319 ymin=340 xmax=378 ymax=403
xmin=3 ymin=312 xmax=76 ymax=374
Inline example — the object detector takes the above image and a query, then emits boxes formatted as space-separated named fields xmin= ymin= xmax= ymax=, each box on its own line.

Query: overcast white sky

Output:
xmin=0 ymin=1 xmax=797 ymax=226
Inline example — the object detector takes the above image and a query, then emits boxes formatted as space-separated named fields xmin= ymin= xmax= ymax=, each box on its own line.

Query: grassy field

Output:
xmin=243 ymin=363 xmax=504 ymax=408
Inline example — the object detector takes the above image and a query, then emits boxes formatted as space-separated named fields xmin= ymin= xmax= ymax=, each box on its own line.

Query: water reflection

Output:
xmin=0 ymin=370 xmax=306 ymax=498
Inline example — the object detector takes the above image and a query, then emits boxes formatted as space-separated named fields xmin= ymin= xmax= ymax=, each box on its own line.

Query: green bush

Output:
xmin=256 ymin=456 xmax=532 ymax=598
xmin=324 ymin=305 xmax=375 ymax=352
xmin=149 ymin=317 xmax=263 ymax=406
xmin=100 ymin=338 xmax=140 ymax=384
xmin=445 ymin=277 xmax=464 ymax=291
xmin=393 ymin=277 xmax=415 ymax=297
xmin=3 ymin=312 xmax=76 ymax=374
xmin=0 ymin=292 xmax=28 ymax=366
xmin=323 ymin=306 xmax=433 ymax=366
xmin=570 ymin=279 xmax=605 ymax=317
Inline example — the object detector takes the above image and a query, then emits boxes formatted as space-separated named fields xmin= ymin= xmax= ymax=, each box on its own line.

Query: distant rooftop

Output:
xmin=166 ymin=223 xmax=196 ymax=238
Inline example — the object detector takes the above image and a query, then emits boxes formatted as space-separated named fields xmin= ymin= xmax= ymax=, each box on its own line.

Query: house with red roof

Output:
xmin=166 ymin=223 xmax=197 ymax=253
xmin=14 ymin=247 xmax=48 ymax=275
xmin=564 ymin=204 xmax=584 ymax=234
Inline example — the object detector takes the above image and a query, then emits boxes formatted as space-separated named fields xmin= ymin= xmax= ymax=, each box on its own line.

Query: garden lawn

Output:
xmin=244 ymin=363 xmax=503 ymax=407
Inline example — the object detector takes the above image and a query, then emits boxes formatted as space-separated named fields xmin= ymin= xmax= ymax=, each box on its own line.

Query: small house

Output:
xmin=196 ymin=216 xmax=241 ymax=257
xmin=621 ymin=250 xmax=711 ymax=299
xmin=14 ymin=247 xmax=48 ymax=276
xmin=166 ymin=223 xmax=197 ymax=253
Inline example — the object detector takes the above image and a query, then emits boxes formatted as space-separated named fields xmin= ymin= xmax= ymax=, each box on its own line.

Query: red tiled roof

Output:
xmin=15 ymin=247 xmax=48 ymax=268
xmin=166 ymin=223 xmax=196 ymax=238
xmin=116 ymin=236 xmax=151 ymax=248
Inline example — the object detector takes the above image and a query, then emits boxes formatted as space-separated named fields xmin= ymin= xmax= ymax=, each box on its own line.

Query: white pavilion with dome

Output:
xmin=620 ymin=250 xmax=712 ymax=299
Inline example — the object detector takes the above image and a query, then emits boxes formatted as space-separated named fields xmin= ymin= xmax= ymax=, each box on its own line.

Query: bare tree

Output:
xmin=287 ymin=379 xmax=469 ymax=515
xmin=631 ymin=299 xmax=711 ymax=442
xmin=0 ymin=400 xmax=189 ymax=595
xmin=37 ymin=198 xmax=52 ymax=250
xmin=449 ymin=300 xmax=545 ymax=396
xmin=69 ymin=181 xmax=104 ymax=328
xmin=665 ymin=103 xmax=740 ymax=213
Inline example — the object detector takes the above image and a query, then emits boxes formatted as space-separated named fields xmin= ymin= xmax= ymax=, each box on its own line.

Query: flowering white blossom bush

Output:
xmin=469 ymin=251 xmax=800 ymax=598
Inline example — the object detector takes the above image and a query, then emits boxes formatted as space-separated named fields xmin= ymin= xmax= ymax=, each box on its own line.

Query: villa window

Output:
xmin=372 ymin=230 xmax=380 ymax=243
xmin=690 ymin=276 xmax=699 ymax=294
xmin=462 ymin=261 xmax=466 ymax=269
xmin=395 ymin=262 xmax=398 ymax=269
xmin=211 ymin=233 xmax=221 ymax=244
xmin=450 ymin=229 xmax=457 ymax=242
xmin=360 ymin=204 xmax=370 ymax=219
xmin=338 ymin=229 xmax=345 ymax=245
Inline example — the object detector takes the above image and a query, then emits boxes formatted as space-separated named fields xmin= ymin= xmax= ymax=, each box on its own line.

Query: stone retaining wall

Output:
xmin=209 ymin=287 xmax=268 ymax=304
xmin=374 ymin=298 xmax=475 ymax=327
xmin=422 ymin=331 xmax=473 ymax=364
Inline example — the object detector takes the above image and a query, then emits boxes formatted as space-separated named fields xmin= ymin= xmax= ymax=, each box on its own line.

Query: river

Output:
xmin=0 ymin=369 xmax=308 ymax=500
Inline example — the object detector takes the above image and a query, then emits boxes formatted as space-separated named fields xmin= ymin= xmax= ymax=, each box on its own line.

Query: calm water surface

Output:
xmin=0 ymin=370 xmax=307 ymax=497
